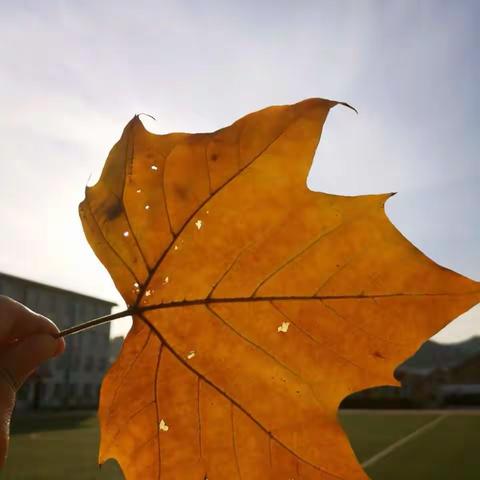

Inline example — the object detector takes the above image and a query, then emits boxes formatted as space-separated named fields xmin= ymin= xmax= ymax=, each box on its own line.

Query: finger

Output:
xmin=0 ymin=334 xmax=59 ymax=468
xmin=0 ymin=382 xmax=13 ymax=468
xmin=0 ymin=334 xmax=59 ymax=389
xmin=0 ymin=296 xmax=65 ymax=353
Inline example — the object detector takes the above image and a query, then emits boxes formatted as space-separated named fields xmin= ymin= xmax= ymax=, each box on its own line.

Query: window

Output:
xmin=97 ymin=357 xmax=108 ymax=372
xmin=56 ymin=354 xmax=67 ymax=369
xmin=25 ymin=288 xmax=37 ymax=308
xmin=96 ymin=304 xmax=109 ymax=317
xmin=68 ymin=384 xmax=77 ymax=397
xmin=37 ymin=363 xmax=52 ymax=377
xmin=51 ymin=357 xmax=62 ymax=372
xmin=83 ymin=383 xmax=93 ymax=399
xmin=63 ymin=299 xmax=75 ymax=327
xmin=86 ymin=303 xmax=97 ymax=320
xmin=36 ymin=382 xmax=47 ymax=403
xmin=2 ymin=281 xmax=23 ymax=301
xmin=71 ymin=354 xmax=80 ymax=372
xmin=37 ymin=291 xmax=55 ymax=317
xmin=89 ymin=330 xmax=97 ymax=346
xmin=17 ymin=383 xmax=31 ymax=401
xmin=75 ymin=332 xmax=83 ymax=352
xmin=53 ymin=383 xmax=63 ymax=399
xmin=84 ymin=355 xmax=94 ymax=372
xmin=74 ymin=302 xmax=85 ymax=322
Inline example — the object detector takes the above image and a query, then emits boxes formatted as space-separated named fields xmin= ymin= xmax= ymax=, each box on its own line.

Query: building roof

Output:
xmin=399 ymin=337 xmax=480 ymax=372
xmin=0 ymin=271 xmax=117 ymax=306
xmin=440 ymin=384 xmax=480 ymax=395
xmin=396 ymin=366 xmax=436 ymax=377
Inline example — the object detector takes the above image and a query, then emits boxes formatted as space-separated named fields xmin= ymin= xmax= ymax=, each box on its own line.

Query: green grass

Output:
xmin=360 ymin=414 xmax=480 ymax=480
xmin=339 ymin=411 xmax=480 ymax=479
xmin=0 ymin=411 xmax=123 ymax=480
xmin=339 ymin=411 xmax=439 ymax=462
xmin=1 ymin=410 xmax=479 ymax=479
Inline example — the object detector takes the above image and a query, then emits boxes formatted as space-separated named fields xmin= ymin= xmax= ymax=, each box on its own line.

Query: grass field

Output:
xmin=1 ymin=410 xmax=479 ymax=479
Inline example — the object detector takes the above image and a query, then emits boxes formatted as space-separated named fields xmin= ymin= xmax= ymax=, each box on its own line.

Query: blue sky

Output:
xmin=0 ymin=0 xmax=478 ymax=340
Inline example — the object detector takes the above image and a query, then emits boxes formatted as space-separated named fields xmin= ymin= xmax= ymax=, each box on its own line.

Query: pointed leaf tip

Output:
xmin=136 ymin=112 xmax=157 ymax=122
xmin=336 ymin=101 xmax=358 ymax=114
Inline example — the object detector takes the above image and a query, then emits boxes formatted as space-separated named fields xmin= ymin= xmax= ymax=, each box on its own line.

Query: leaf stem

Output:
xmin=56 ymin=288 xmax=480 ymax=338
xmin=56 ymin=308 xmax=134 ymax=338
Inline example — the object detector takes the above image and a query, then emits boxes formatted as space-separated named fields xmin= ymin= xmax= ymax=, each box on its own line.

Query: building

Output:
xmin=399 ymin=352 xmax=480 ymax=407
xmin=0 ymin=272 xmax=116 ymax=409
xmin=396 ymin=337 xmax=480 ymax=407
xmin=437 ymin=352 xmax=480 ymax=405
xmin=109 ymin=336 xmax=124 ymax=364
xmin=342 ymin=337 xmax=480 ymax=409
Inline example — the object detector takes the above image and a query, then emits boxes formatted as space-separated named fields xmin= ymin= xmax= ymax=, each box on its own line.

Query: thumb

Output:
xmin=0 ymin=334 xmax=60 ymax=468
xmin=1 ymin=334 xmax=60 ymax=388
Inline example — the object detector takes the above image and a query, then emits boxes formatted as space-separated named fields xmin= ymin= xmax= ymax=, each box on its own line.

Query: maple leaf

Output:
xmin=79 ymin=98 xmax=480 ymax=479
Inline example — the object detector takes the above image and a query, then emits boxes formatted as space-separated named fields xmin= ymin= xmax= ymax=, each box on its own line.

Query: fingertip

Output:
xmin=54 ymin=336 xmax=66 ymax=357
xmin=27 ymin=334 xmax=60 ymax=363
xmin=0 ymin=297 xmax=63 ymax=342
xmin=33 ymin=312 xmax=62 ymax=338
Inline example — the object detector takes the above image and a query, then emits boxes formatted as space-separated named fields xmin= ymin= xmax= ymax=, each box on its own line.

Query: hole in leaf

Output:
xmin=159 ymin=419 xmax=169 ymax=432
xmin=277 ymin=321 xmax=290 ymax=333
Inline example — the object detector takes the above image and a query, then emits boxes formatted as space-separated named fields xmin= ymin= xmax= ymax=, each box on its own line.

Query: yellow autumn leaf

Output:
xmin=80 ymin=98 xmax=480 ymax=479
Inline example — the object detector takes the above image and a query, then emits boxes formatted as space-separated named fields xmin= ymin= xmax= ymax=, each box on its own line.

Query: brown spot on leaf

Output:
xmin=174 ymin=184 xmax=189 ymax=200
xmin=105 ymin=201 xmax=123 ymax=220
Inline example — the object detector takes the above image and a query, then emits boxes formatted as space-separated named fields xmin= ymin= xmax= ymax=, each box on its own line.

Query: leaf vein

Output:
xmin=103 ymin=330 xmax=152 ymax=436
xmin=231 ymin=405 xmax=242 ymax=480
xmin=135 ymin=111 xmax=305 ymax=307
xmin=137 ymin=313 xmax=344 ymax=480
xmin=82 ymin=196 xmax=139 ymax=283
xmin=205 ymin=304 xmax=302 ymax=382
xmin=154 ymin=342 xmax=164 ymax=480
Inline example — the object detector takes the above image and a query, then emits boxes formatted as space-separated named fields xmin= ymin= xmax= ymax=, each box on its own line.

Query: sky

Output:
xmin=0 ymin=0 xmax=478 ymax=341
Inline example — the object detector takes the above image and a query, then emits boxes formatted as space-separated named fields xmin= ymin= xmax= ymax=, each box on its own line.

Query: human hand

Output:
xmin=0 ymin=295 xmax=65 ymax=467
